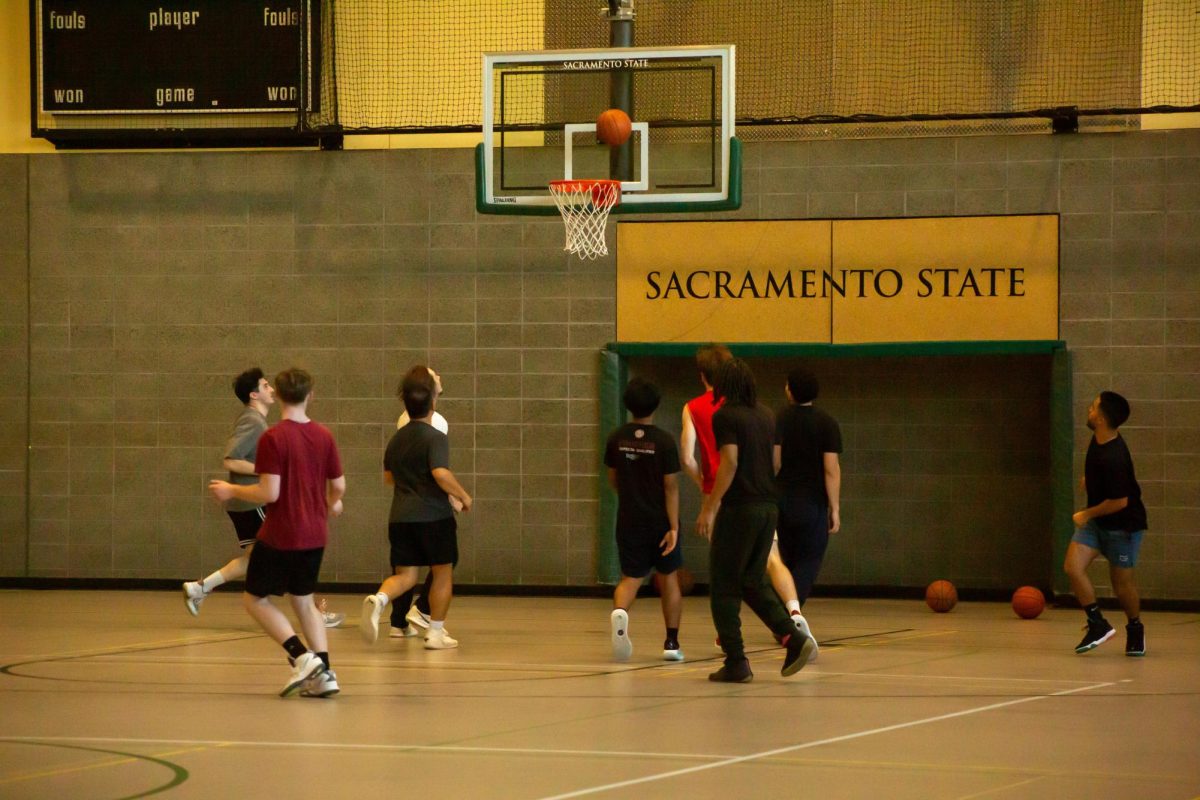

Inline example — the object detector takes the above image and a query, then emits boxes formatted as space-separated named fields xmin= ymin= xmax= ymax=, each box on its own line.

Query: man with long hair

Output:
xmin=697 ymin=359 xmax=815 ymax=682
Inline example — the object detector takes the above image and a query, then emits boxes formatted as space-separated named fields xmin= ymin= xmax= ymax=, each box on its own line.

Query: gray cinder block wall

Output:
xmin=1 ymin=129 xmax=1197 ymax=599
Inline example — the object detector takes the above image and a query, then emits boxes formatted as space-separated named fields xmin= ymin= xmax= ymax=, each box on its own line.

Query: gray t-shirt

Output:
xmin=384 ymin=420 xmax=454 ymax=522
xmin=222 ymin=406 xmax=268 ymax=512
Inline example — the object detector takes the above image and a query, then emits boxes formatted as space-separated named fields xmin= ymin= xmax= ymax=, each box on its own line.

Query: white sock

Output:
xmin=374 ymin=592 xmax=389 ymax=608
xmin=786 ymin=600 xmax=802 ymax=615
xmin=200 ymin=572 xmax=226 ymax=592
xmin=430 ymin=620 xmax=445 ymax=632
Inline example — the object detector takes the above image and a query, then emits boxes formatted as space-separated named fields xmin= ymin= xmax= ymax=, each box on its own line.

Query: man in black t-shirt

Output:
xmin=360 ymin=366 xmax=473 ymax=650
xmin=773 ymin=367 xmax=842 ymax=661
xmin=1065 ymin=391 xmax=1148 ymax=656
xmin=696 ymin=359 xmax=816 ymax=682
xmin=603 ymin=378 xmax=684 ymax=662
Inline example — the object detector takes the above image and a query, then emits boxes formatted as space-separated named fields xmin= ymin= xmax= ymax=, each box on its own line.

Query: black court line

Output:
xmin=0 ymin=627 xmax=917 ymax=690
xmin=0 ymin=633 xmax=262 ymax=683
xmin=0 ymin=623 xmax=916 ymax=695
xmin=0 ymin=739 xmax=188 ymax=800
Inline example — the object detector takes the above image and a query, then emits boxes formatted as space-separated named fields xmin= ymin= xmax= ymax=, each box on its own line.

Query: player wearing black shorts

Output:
xmin=209 ymin=368 xmax=346 ymax=698
xmin=604 ymin=378 xmax=683 ymax=662
xmin=360 ymin=366 xmax=473 ymax=650
xmin=183 ymin=368 xmax=273 ymax=615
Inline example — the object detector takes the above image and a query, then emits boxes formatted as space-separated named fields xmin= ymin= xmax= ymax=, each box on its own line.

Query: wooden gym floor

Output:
xmin=1 ymin=590 xmax=1197 ymax=799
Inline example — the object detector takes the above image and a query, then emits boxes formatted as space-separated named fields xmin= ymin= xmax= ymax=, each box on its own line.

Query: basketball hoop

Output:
xmin=548 ymin=179 xmax=621 ymax=260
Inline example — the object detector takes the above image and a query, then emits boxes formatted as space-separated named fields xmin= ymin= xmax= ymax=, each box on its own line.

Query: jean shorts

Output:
xmin=1072 ymin=520 xmax=1144 ymax=568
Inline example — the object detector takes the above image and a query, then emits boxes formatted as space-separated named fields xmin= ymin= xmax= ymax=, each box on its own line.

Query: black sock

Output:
xmin=317 ymin=652 xmax=330 ymax=669
xmin=282 ymin=635 xmax=308 ymax=661
xmin=416 ymin=595 xmax=432 ymax=616
xmin=1084 ymin=603 xmax=1104 ymax=623
xmin=1128 ymin=617 xmax=1141 ymax=626
xmin=665 ymin=627 xmax=679 ymax=645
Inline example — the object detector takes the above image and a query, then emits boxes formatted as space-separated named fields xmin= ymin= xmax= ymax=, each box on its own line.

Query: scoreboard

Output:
xmin=36 ymin=1 xmax=319 ymax=115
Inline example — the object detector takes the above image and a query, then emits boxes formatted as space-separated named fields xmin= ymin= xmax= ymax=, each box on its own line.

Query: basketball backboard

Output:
xmin=476 ymin=45 xmax=739 ymax=216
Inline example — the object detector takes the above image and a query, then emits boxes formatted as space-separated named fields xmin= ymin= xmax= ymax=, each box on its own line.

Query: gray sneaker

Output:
xmin=301 ymin=669 xmax=340 ymax=698
xmin=281 ymin=652 xmax=324 ymax=697
xmin=318 ymin=599 xmax=344 ymax=628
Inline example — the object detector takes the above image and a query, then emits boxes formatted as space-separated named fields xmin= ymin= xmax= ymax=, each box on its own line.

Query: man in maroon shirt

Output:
xmin=209 ymin=368 xmax=346 ymax=698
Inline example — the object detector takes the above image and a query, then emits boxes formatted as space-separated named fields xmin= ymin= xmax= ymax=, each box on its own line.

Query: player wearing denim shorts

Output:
xmin=1064 ymin=391 xmax=1148 ymax=656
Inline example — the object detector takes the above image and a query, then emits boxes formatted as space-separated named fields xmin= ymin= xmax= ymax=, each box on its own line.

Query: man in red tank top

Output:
xmin=681 ymin=344 xmax=731 ymax=495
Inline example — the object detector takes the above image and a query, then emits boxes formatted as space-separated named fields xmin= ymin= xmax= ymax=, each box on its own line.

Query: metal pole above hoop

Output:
xmin=604 ymin=0 xmax=635 ymax=183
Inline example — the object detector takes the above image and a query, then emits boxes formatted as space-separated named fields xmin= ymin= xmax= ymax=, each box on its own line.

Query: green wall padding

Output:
xmin=597 ymin=349 xmax=627 ymax=584
xmin=1051 ymin=347 xmax=1075 ymax=596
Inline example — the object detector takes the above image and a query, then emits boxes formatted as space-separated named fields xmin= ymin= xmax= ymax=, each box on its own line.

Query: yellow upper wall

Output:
xmin=2 ymin=0 xmax=54 ymax=152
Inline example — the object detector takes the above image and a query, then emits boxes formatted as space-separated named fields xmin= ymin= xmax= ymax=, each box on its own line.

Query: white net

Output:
xmin=548 ymin=180 xmax=621 ymax=260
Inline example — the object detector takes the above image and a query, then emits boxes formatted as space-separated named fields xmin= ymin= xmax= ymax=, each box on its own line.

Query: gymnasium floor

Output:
xmin=1 ymin=591 xmax=1197 ymax=800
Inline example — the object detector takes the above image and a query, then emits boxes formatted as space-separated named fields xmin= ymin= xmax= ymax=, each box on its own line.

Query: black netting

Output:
xmin=304 ymin=0 xmax=1200 ymax=135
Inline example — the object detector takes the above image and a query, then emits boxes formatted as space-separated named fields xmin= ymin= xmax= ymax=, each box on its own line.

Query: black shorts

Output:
xmin=616 ymin=524 xmax=683 ymax=579
xmin=389 ymin=517 xmax=458 ymax=568
xmin=227 ymin=508 xmax=265 ymax=549
xmin=244 ymin=540 xmax=324 ymax=598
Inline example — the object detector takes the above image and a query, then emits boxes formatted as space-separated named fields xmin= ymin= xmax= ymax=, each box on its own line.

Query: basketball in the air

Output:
xmin=1011 ymin=586 xmax=1045 ymax=619
xmin=596 ymin=108 xmax=633 ymax=146
xmin=925 ymin=580 xmax=957 ymax=613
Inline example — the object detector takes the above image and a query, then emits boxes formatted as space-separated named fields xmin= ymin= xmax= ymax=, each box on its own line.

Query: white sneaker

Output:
xmin=389 ymin=625 xmax=419 ymax=639
xmin=791 ymin=611 xmax=818 ymax=663
xmin=360 ymin=595 xmax=383 ymax=644
xmin=424 ymin=628 xmax=458 ymax=650
xmin=318 ymin=598 xmax=345 ymax=628
xmin=182 ymin=581 xmax=207 ymax=616
xmin=281 ymin=652 xmax=324 ymax=697
xmin=662 ymin=643 xmax=685 ymax=662
xmin=610 ymin=609 xmax=632 ymax=661
xmin=301 ymin=668 xmax=340 ymax=698
xmin=406 ymin=604 xmax=432 ymax=630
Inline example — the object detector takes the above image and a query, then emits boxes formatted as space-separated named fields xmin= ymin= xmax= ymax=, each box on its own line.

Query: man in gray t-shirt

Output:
xmin=182 ymin=368 xmax=274 ymax=616
xmin=223 ymin=405 xmax=269 ymax=513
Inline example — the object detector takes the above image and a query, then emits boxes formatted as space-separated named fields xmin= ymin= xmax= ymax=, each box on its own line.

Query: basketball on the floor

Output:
xmin=925 ymin=579 xmax=958 ymax=613
xmin=1012 ymin=586 xmax=1045 ymax=619
xmin=596 ymin=108 xmax=633 ymax=145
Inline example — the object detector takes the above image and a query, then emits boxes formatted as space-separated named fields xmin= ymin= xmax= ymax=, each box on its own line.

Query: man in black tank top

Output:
xmin=1064 ymin=391 xmax=1148 ymax=656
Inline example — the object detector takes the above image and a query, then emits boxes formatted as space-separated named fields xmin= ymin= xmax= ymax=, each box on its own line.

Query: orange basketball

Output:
xmin=596 ymin=108 xmax=633 ymax=146
xmin=925 ymin=579 xmax=958 ymax=613
xmin=1012 ymin=586 xmax=1045 ymax=619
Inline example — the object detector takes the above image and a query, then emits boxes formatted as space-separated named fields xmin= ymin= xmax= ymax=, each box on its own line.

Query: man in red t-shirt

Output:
xmin=209 ymin=368 xmax=346 ymax=698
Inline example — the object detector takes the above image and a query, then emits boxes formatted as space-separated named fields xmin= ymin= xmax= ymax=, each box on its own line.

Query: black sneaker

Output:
xmin=1074 ymin=618 xmax=1115 ymax=654
xmin=781 ymin=632 xmax=817 ymax=676
xmin=1125 ymin=621 xmax=1146 ymax=657
xmin=708 ymin=658 xmax=753 ymax=683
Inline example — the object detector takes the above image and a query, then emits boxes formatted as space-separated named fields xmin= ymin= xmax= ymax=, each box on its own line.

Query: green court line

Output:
xmin=0 ymin=740 xmax=188 ymax=800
